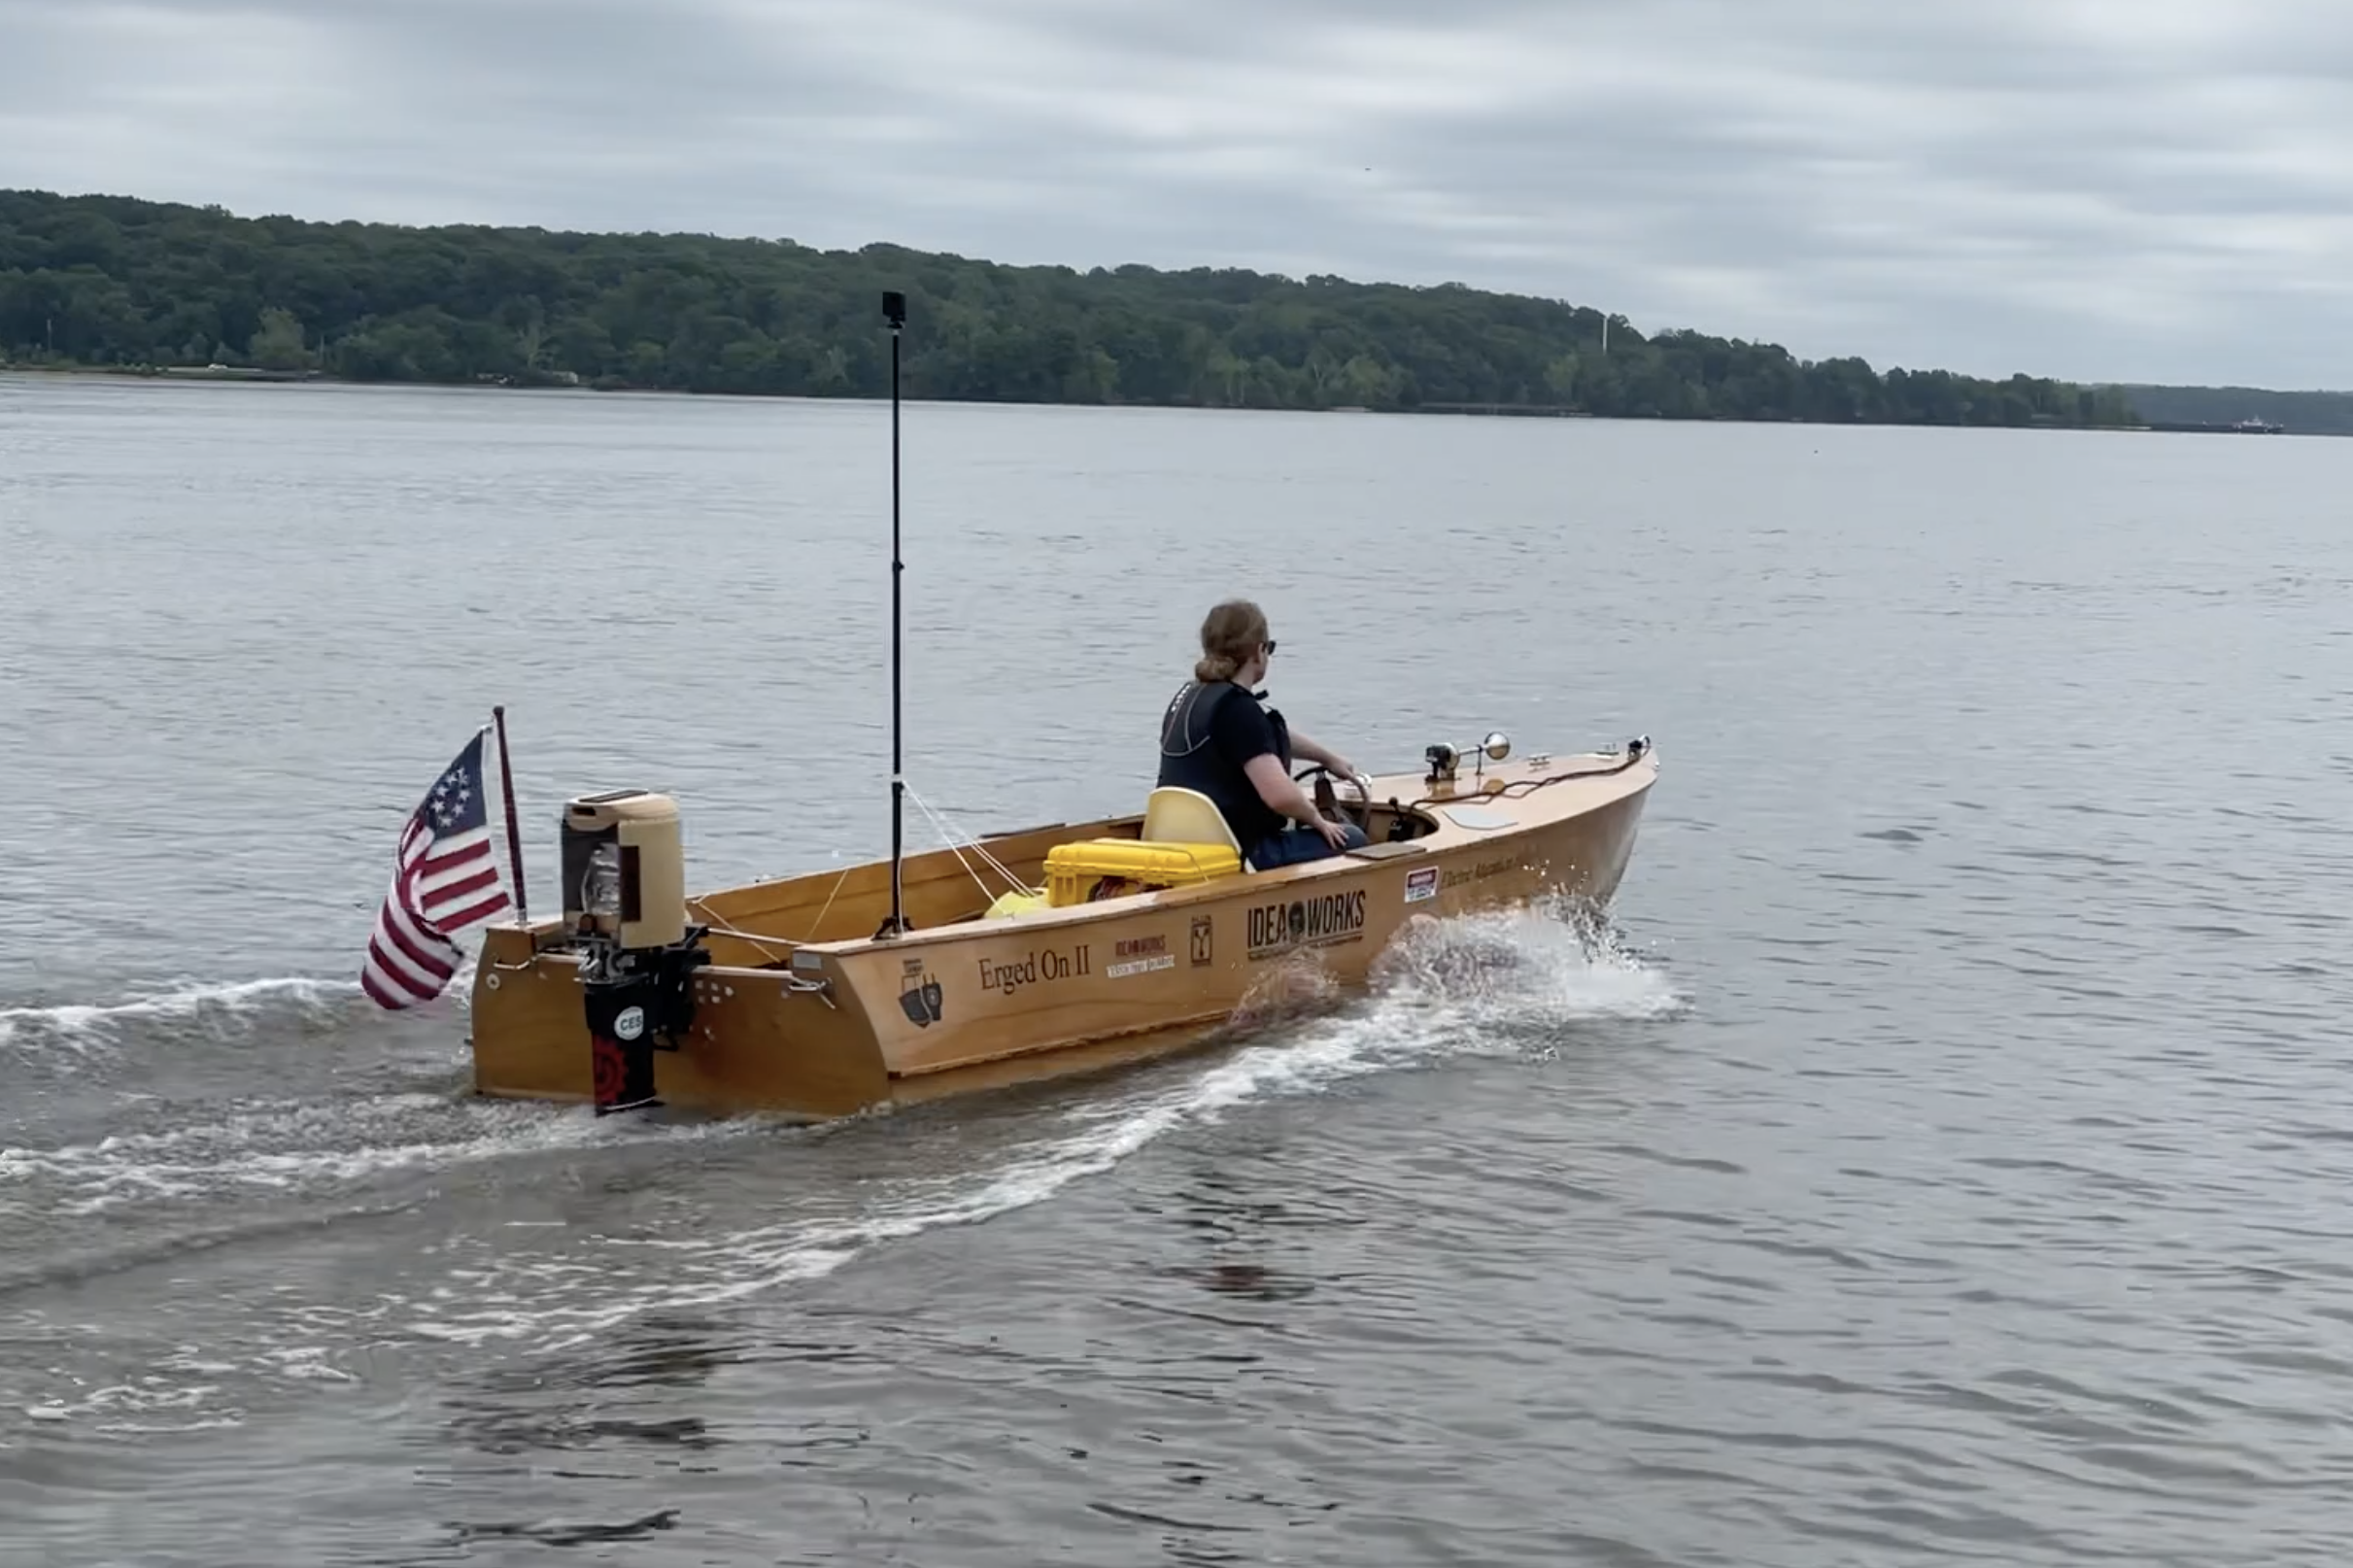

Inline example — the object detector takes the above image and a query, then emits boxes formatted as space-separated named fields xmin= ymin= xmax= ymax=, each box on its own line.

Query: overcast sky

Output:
xmin=4 ymin=0 xmax=2347 ymax=388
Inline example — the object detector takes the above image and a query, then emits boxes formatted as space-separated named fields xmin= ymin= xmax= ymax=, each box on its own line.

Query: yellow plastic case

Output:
xmin=1042 ymin=838 xmax=1244 ymax=905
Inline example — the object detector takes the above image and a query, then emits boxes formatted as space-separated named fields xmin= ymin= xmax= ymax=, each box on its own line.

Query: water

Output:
xmin=3 ymin=374 xmax=2349 ymax=1565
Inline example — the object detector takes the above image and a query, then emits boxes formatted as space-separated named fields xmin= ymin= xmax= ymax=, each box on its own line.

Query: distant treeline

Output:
xmin=2108 ymin=384 xmax=2353 ymax=436
xmin=0 ymin=187 xmax=2144 ymax=428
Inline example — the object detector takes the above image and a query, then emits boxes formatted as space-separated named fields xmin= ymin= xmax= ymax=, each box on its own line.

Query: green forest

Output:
xmin=0 ymin=187 xmax=2145 ymax=428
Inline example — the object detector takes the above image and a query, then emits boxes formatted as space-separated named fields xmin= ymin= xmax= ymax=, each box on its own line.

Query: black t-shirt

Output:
xmin=1157 ymin=680 xmax=1292 ymax=849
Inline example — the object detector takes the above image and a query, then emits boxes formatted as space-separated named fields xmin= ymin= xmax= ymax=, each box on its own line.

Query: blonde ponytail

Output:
xmin=1193 ymin=599 xmax=1268 ymax=684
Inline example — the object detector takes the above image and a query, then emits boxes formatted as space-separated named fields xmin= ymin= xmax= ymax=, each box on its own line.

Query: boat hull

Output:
xmin=465 ymin=745 xmax=1656 ymax=1121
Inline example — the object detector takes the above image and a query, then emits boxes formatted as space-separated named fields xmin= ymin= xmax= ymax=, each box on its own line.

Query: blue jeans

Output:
xmin=1249 ymin=820 xmax=1370 ymax=869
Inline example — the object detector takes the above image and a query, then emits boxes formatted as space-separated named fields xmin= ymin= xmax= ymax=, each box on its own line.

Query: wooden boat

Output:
xmin=466 ymin=736 xmax=1656 ymax=1120
xmin=460 ymin=292 xmax=1660 ymax=1120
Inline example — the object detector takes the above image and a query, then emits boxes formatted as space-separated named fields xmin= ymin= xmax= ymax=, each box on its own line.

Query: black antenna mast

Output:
xmin=878 ymin=290 xmax=908 ymax=939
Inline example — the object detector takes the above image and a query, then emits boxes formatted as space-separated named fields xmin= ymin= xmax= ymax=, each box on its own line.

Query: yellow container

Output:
xmin=984 ymin=888 xmax=1052 ymax=919
xmin=1043 ymin=838 xmax=1244 ymax=906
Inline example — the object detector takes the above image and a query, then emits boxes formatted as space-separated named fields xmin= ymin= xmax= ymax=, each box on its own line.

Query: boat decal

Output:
xmin=899 ymin=958 xmax=944 ymax=1027
xmin=976 ymin=943 xmax=1092 ymax=997
xmin=1189 ymin=915 xmax=1213 ymax=968
xmin=1107 ymin=934 xmax=1176 ymax=978
xmin=1403 ymin=866 xmax=1439 ymax=904
xmin=1441 ymin=855 xmax=1517 ymax=893
xmin=1245 ymin=889 xmax=1368 ymax=961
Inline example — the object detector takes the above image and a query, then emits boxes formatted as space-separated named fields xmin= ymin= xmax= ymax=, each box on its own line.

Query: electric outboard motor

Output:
xmin=560 ymin=789 xmax=708 ymax=1114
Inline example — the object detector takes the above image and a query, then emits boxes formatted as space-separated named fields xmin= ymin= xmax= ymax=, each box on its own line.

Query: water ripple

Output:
xmin=5 ymin=389 xmax=2351 ymax=1567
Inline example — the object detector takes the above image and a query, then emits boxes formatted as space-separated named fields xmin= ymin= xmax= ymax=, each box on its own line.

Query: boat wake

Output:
xmin=393 ymin=896 xmax=1686 ymax=1348
xmin=0 ymin=973 xmax=366 ymax=1063
xmin=0 ymin=1091 xmax=701 ymax=1222
xmin=1 ymin=901 xmax=1685 ymax=1428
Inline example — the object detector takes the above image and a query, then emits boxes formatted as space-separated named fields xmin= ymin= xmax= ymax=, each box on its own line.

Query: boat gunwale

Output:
xmin=482 ymin=746 xmax=1656 ymax=962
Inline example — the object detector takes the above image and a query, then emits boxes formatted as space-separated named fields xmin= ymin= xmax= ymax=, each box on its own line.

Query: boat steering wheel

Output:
xmin=1293 ymin=763 xmax=1371 ymax=830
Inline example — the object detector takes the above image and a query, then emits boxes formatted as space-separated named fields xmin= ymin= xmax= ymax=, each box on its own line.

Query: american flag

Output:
xmin=360 ymin=727 xmax=514 ymax=1009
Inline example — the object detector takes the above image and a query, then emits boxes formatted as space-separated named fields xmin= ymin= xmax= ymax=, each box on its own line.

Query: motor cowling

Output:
xmin=560 ymin=790 xmax=708 ymax=1114
xmin=562 ymin=789 xmax=687 ymax=947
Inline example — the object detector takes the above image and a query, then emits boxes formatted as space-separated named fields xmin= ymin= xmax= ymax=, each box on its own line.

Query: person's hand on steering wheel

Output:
xmin=1306 ymin=757 xmax=1372 ymax=798
xmin=1295 ymin=761 xmax=1371 ymax=844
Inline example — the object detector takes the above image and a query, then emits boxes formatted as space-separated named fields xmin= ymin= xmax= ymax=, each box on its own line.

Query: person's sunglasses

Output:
xmin=1263 ymin=639 xmax=1278 ymax=655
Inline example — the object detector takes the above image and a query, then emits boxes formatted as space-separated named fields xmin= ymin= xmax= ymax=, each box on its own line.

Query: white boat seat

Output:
xmin=1142 ymin=787 xmax=1254 ymax=871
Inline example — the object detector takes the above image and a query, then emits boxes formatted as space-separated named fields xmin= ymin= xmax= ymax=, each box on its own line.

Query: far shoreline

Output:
xmin=0 ymin=359 xmax=2318 ymax=437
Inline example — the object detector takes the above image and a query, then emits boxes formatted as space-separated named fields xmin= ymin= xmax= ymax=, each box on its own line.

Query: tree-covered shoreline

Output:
xmin=1 ymin=187 xmax=2143 ymax=428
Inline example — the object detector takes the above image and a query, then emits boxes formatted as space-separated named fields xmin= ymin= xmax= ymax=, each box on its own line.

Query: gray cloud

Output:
xmin=1 ymin=0 xmax=2347 ymax=386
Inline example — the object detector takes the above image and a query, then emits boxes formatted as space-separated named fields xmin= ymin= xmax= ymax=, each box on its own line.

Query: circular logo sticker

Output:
xmin=614 ymin=1006 xmax=646 ymax=1041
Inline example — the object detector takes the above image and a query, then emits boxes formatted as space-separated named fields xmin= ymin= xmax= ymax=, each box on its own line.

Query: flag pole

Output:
xmin=492 ymin=704 xmax=529 ymax=922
